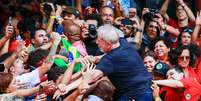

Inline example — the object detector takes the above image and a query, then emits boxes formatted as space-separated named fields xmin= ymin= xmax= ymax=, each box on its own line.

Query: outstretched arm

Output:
xmin=177 ymin=0 xmax=195 ymax=22
xmin=160 ymin=0 xmax=170 ymax=20
xmin=192 ymin=11 xmax=201 ymax=43
xmin=153 ymin=79 xmax=184 ymax=88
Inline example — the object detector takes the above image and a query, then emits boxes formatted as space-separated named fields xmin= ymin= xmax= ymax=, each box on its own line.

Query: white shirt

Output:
xmin=15 ymin=69 xmax=40 ymax=88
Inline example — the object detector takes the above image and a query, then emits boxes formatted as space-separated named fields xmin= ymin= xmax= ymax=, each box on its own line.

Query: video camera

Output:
xmin=43 ymin=3 xmax=57 ymax=16
xmin=88 ymin=24 xmax=97 ymax=39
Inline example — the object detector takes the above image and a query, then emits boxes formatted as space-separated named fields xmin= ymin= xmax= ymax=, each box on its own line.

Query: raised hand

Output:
xmin=53 ymin=83 xmax=67 ymax=100
xmin=81 ymin=62 xmax=96 ymax=83
xmin=40 ymin=81 xmax=57 ymax=96
xmin=55 ymin=5 xmax=62 ymax=17
xmin=77 ymin=80 xmax=90 ymax=94
xmin=151 ymin=82 xmax=160 ymax=98
xmin=35 ymin=93 xmax=47 ymax=101
xmin=196 ymin=11 xmax=201 ymax=26
xmin=5 ymin=25 xmax=14 ymax=38
xmin=176 ymin=0 xmax=184 ymax=5
xmin=18 ymin=47 xmax=29 ymax=62
xmin=114 ymin=16 xmax=125 ymax=26
xmin=51 ymin=32 xmax=61 ymax=45
xmin=142 ymin=8 xmax=150 ymax=17
xmin=48 ymin=2 xmax=56 ymax=16
xmin=15 ymin=41 xmax=26 ymax=54
xmin=40 ymin=3 xmax=46 ymax=16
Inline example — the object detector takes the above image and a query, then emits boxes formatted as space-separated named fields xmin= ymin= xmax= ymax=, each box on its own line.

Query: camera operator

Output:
xmin=139 ymin=8 xmax=161 ymax=55
xmin=82 ymin=14 xmax=103 ymax=56
xmin=119 ymin=18 xmax=142 ymax=50
xmin=40 ymin=2 xmax=63 ymax=34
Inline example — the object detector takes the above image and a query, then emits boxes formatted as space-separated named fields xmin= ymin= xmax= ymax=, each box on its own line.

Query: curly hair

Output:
xmin=174 ymin=44 xmax=201 ymax=67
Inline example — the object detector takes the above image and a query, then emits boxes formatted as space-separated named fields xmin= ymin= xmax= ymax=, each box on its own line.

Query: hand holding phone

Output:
xmin=5 ymin=16 xmax=14 ymax=38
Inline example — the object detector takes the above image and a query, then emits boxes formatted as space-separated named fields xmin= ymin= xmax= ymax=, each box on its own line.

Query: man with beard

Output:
xmin=31 ymin=28 xmax=49 ymax=48
xmin=90 ymin=25 xmax=153 ymax=101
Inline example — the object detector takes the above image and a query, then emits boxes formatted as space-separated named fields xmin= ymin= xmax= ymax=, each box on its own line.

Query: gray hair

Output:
xmin=97 ymin=25 xmax=119 ymax=44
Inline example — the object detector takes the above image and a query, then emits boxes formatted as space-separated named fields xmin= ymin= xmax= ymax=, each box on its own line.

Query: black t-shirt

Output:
xmin=97 ymin=38 xmax=152 ymax=99
xmin=84 ymin=39 xmax=103 ymax=56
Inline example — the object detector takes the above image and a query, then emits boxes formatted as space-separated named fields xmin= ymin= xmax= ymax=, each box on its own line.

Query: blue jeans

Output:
xmin=115 ymin=91 xmax=153 ymax=101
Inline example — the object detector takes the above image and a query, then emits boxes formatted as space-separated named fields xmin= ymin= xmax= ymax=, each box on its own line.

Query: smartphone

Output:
xmin=0 ymin=63 xmax=5 ymax=72
xmin=8 ymin=16 xmax=12 ymax=25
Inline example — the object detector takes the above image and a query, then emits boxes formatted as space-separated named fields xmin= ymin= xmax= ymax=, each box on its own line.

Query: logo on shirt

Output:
xmin=156 ymin=63 xmax=163 ymax=69
xmin=185 ymin=94 xmax=191 ymax=100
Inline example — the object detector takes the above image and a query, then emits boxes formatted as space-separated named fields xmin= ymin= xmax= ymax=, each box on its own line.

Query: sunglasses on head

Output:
xmin=183 ymin=28 xmax=193 ymax=34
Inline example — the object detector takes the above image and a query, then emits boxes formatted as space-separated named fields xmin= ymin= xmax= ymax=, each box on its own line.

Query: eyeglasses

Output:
xmin=101 ymin=14 xmax=114 ymax=17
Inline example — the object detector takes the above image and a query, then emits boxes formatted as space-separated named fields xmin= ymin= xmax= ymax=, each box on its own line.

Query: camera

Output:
xmin=143 ymin=9 xmax=159 ymax=22
xmin=43 ymin=3 xmax=57 ymax=16
xmin=88 ymin=24 xmax=97 ymax=38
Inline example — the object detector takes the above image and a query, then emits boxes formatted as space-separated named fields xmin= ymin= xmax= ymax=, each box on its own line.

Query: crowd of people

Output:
xmin=0 ymin=0 xmax=201 ymax=101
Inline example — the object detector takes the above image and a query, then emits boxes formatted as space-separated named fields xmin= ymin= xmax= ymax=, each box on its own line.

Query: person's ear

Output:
xmin=31 ymin=39 xmax=36 ymax=44
xmin=6 ymin=87 xmax=11 ymax=93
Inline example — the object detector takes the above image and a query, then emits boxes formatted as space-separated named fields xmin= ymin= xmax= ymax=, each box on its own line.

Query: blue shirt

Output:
xmin=97 ymin=38 xmax=152 ymax=99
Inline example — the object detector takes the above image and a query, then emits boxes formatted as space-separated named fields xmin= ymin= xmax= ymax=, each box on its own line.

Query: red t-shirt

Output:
xmin=160 ymin=86 xmax=183 ymax=101
xmin=180 ymin=77 xmax=201 ymax=101
xmin=167 ymin=18 xmax=194 ymax=48
xmin=198 ymin=40 xmax=201 ymax=48
xmin=168 ymin=18 xmax=194 ymax=31
xmin=187 ymin=67 xmax=198 ymax=79
xmin=195 ymin=56 xmax=201 ymax=81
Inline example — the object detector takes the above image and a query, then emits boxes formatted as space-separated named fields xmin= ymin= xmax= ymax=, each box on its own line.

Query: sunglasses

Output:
xmin=178 ymin=56 xmax=190 ymax=60
xmin=124 ymin=25 xmax=133 ymax=29
xmin=183 ymin=28 xmax=193 ymax=34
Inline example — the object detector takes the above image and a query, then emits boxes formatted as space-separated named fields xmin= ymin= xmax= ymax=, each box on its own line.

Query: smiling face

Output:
xmin=166 ymin=68 xmax=184 ymax=80
xmin=154 ymin=40 xmax=170 ymax=61
xmin=144 ymin=56 xmax=157 ymax=72
xmin=178 ymin=49 xmax=190 ymax=68
xmin=101 ymin=7 xmax=114 ymax=25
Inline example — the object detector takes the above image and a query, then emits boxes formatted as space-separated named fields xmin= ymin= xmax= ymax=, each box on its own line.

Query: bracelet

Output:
xmin=50 ymin=16 xmax=56 ymax=19
xmin=155 ymin=97 xmax=161 ymax=101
